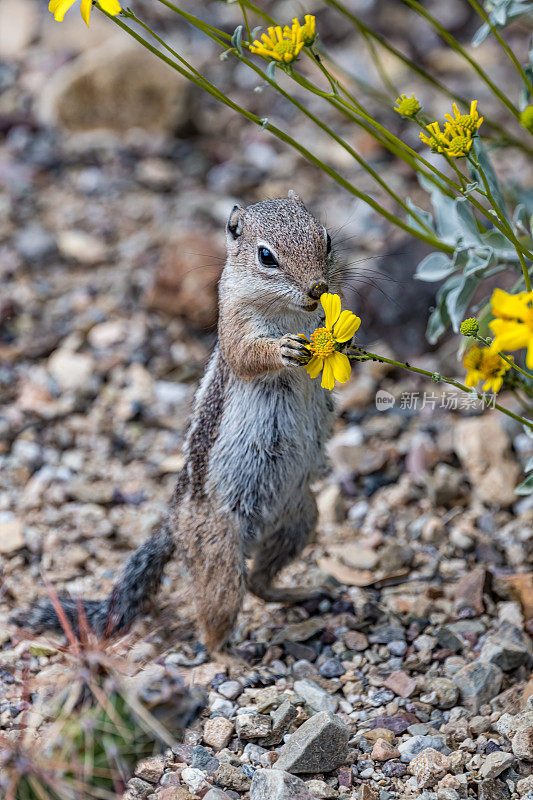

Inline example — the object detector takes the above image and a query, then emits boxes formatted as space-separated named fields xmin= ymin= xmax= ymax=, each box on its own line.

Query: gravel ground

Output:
xmin=1 ymin=2 xmax=533 ymax=799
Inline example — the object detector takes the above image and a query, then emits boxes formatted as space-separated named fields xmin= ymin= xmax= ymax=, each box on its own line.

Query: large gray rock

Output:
xmin=250 ymin=769 xmax=313 ymax=800
xmin=453 ymin=661 xmax=503 ymax=713
xmin=479 ymin=626 xmax=533 ymax=672
xmin=274 ymin=711 xmax=349 ymax=774
xmin=39 ymin=37 xmax=188 ymax=133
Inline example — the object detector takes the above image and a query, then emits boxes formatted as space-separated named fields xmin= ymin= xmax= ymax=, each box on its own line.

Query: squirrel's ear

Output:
xmin=287 ymin=189 xmax=304 ymax=206
xmin=227 ymin=204 xmax=244 ymax=240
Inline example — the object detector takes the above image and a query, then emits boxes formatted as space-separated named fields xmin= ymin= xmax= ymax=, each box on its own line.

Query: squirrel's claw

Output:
xmin=279 ymin=333 xmax=311 ymax=367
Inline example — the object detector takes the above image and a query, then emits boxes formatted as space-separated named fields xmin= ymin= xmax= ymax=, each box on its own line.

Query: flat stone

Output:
xmin=398 ymin=736 xmax=448 ymax=763
xmin=274 ymin=711 xmax=350 ymax=774
xmin=181 ymin=767 xmax=210 ymax=794
xmin=203 ymin=717 xmax=235 ymax=750
xmin=217 ymin=680 xmax=242 ymax=700
xmin=293 ymin=680 xmax=338 ymax=713
xmin=363 ymin=728 xmax=396 ymax=744
xmin=384 ymin=670 xmax=417 ymax=698
xmin=480 ymin=752 xmax=515 ymax=779
xmin=271 ymin=618 xmax=324 ymax=645
xmin=368 ymin=714 xmax=418 ymax=735
xmin=408 ymin=748 xmax=451 ymax=788
xmin=156 ymin=789 xmax=196 ymax=800
xmin=250 ymin=769 xmax=313 ymax=800
xmin=453 ymin=662 xmax=503 ymax=713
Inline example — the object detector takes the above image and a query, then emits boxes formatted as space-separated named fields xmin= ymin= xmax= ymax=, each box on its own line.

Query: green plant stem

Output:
xmin=239 ymin=0 xmax=251 ymax=41
xmin=470 ymin=153 xmax=533 ymax=286
xmin=101 ymin=10 xmax=454 ymax=253
xmin=465 ymin=0 xmax=533 ymax=97
xmin=348 ymin=346 xmax=533 ymax=429
xmin=318 ymin=0 xmax=533 ymax=154
xmin=237 ymin=60 xmax=436 ymax=235
xmin=401 ymin=0 xmax=520 ymax=120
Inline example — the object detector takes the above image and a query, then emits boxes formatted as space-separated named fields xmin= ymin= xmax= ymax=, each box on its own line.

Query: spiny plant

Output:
xmin=5 ymin=587 xmax=205 ymax=798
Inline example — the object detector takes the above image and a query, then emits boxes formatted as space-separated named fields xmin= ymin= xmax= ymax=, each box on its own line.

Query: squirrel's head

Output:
xmin=224 ymin=191 xmax=335 ymax=316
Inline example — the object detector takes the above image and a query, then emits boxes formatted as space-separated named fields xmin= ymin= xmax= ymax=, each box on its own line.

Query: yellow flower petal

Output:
xmin=491 ymin=288 xmax=532 ymax=320
xmin=304 ymin=355 xmax=323 ymax=379
xmin=49 ymin=0 xmax=76 ymax=21
xmin=101 ymin=0 xmax=121 ymax=13
xmin=80 ymin=0 xmax=92 ymax=25
xmin=321 ymin=292 xmax=341 ymax=330
xmin=329 ymin=351 xmax=351 ymax=384
xmin=333 ymin=310 xmax=361 ymax=342
xmin=489 ymin=322 xmax=530 ymax=352
xmin=321 ymin=357 xmax=335 ymax=390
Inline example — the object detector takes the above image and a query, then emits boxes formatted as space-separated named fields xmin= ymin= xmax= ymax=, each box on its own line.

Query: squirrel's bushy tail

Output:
xmin=10 ymin=523 xmax=176 ymax=637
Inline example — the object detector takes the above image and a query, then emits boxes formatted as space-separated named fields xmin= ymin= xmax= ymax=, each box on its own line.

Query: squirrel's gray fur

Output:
xmin=11 ymin=192 xmax=339 ymax=655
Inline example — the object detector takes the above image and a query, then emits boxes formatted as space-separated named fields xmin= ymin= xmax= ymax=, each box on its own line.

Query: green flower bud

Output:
xmin=460 ymin=317 xmax=479 ymax=336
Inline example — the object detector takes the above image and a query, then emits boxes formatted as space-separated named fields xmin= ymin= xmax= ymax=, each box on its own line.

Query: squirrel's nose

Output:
xmin=308 ymin=281 xmax=328 ymax=300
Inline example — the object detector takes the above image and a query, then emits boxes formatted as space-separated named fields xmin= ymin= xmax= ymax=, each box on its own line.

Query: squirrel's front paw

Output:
xmin=279 ymin=333 xmax=311 ymax=367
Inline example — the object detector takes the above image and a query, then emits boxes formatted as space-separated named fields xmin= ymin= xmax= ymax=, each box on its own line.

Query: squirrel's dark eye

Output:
xmin=326 ymin=233 xmax=332 ymax=254
xmin=258 ymin=247 xmax=278 ymax=268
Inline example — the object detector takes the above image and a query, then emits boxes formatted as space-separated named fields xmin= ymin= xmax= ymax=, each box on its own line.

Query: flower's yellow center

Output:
xmin=463 ymin=346 xmax=483 ymax=371
xmin=448 ymin=135 xmax=471 ymax=156
xmin=454 ymin=114 xmax=478 ymax=132
xmin=481 ymin=353 xmax=505 ymax=377
xmin=273 ymin=40 xmax=298 ymax=61
xmin=310 ymin=327 xmax=336 ymax=357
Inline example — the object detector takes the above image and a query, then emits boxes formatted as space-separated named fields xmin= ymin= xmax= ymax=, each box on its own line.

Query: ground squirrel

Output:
xmin=12 ymin=191 xmax=342 ymax=657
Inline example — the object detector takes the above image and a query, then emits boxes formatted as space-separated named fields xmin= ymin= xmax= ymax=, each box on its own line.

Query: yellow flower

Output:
xmin=520 ymin=105 xmax=533 ymax=134
xmin=394 ymin=94 xmax=421 ymax=118
xmin=49 ymin=0 xmax=121 ymax=25
xmin=249 ymin=24 xmax=305 ymax=64
xmin=463 ymin=344 xmax=511 ymax=393
xmin=488 ymin=288 xmax=533 ymax=368
xmin=444 ymin=101 xmax=484 ymax=135
xmin=419 ymin=121 xmax=474 ymax=158
xmin=301 ymin=293 xmax=361 ymax=390
xmin=284 ymin=15 xmax=316 ymax=47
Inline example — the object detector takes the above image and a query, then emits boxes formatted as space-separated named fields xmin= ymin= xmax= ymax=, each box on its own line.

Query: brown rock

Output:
xmin=363 ymin=728 xmax=396 ymax=744
xmin=454 ymin=416 xmax=519 ymax=507
xmin=454 ymin=568 xmax=487 ymax=617
xmin=146 ymin=230 xmax=223 ymax=329
xmin=203 ymin=717 xmax=235 ymax=750
xmin=384 ymin=670 xmax=417 ymax=698
xmin=343 ymin=630 xmax=369 ymax=651
xmin=371 ymin=738 xmax=400 ymax=761
xmin=506 ymin=573 xmax=533 ymax=619
xmin=134 ymin=755 xmax=166 ymax=783
xmin=156 ymin=790 xmax=196 ymax=800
